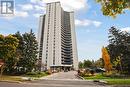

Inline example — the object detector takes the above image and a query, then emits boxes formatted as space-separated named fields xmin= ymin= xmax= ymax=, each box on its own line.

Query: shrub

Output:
xmin=26 ymin=72 xmax=37 ymax=75
xmin=90 ymin=70 xmax=95 ymax=75
xmin=25 ymin=71 xmax=48 ymax=78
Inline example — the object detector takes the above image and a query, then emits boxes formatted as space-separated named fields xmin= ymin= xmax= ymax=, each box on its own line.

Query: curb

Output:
xmin=76 ymin=75 xmax=85 ymax=80
xmin=112 ymin=85 xmax=130 ymax=87
xmin=0 ymin=80 xmax=22 ymax=83
xmin=76 ymin=75 xmax=108 ymax=84
xmin=93 ymin=80 xmax=108 ymax=84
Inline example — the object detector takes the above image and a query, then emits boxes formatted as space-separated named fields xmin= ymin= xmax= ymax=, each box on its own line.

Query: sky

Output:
xmin=1 ymin=0 xmax=130 ymax=61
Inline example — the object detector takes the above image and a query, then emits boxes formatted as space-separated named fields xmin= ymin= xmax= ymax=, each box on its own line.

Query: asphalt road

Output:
xmin=0 ymin=71 xmax=111 ymax=87
xmin=0 ymin=80 xmax=110 ymax=87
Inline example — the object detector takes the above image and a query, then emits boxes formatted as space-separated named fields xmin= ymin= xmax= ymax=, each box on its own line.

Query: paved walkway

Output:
xmin=40 ymin=71 xmax=80 ymax=80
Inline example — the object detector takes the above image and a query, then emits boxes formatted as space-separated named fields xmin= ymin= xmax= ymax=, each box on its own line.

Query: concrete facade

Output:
xmin=37 ymin=2 xmax=78 ymax=70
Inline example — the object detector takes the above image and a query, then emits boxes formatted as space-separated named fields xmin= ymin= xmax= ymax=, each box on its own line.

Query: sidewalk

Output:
xmin=39 ymin=71 xmax=81 ymax=80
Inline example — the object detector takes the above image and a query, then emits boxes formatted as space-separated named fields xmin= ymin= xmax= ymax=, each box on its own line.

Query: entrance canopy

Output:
xmin=50 ymin=65 xmax=73 ymax=71
xmin=50 ymin=65 xmax=72 ymax=67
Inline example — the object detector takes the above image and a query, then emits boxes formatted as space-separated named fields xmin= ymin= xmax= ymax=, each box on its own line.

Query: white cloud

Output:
xmin=34 ymin=5 xmax=46 ymax=11
xmin=15 ymin=10 xmax=29 ymax=17
xmin=13 ymin=0 xmax=88 ymax=19
xmin=75 ymin=19 xmax=102 ymax=27
xmin=2 ymin=10 xmax=29 ymax=20
xmin=93 ymin=21 xmax=102 ymax=27
xmin=30 ymin=0 xmax=88 ymax=11
xmin=121 ymin=27 xmax=130 ymax=32
xmin=30 ymin=0 xmax=39 ymax=3
xmin=18 ymin=4 xmax=33 ymax=11
xmin=75 ymin=19 xmax=90 ymax=26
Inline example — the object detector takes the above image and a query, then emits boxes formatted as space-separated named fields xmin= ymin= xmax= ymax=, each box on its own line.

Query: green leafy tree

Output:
xmin=95 ymin=58 xmax=104 ymax=68
xmin=107 ymin=26 xmax=130 ymax=74
xmin=0 ymin=35 xmax=5 ymax=59
xmin=83 ymin=60 xmax=92 ymax=68
xmin=113 ymin=56 xmax=122 ymax=73
xmin=13 ymin=31 xmax=24 ymax=73
xmin=91 ymin=60 xmax=96 ymax=68
xmin=78 ymin=61 xmax=83 ymax=69
xmin=0 ymin=34 xmax=19 ymax=73
xmin=96 ymin=0 xmax=130 ymax=17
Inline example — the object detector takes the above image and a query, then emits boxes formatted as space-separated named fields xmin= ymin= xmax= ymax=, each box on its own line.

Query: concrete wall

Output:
xmin=70 ymin=12 xmax=78 ymax=70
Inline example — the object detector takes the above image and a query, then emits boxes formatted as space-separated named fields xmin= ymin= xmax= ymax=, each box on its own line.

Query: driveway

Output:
xmin=40 ymin=71 xmax=79 ymax=80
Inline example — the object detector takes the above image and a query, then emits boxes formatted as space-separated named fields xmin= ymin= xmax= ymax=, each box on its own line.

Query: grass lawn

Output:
xmin=0 ymin=72 xmax=49 ymax=82
xmin=84 ymin=74 xmax=130 ymax=85
xmin=0 ymin=75 xmax=22 ymax=81
xmin=105 ymin=79 xmax=130 ymax=85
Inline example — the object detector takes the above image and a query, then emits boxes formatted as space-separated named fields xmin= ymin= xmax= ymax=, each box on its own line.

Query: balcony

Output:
xmin=61 ymin=54 xmax=73 ymax=58
xmin=61 ymin=44 xmax=72 ymax=47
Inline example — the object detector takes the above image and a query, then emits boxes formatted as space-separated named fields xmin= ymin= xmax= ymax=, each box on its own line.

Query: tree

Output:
xmin=102 ymin=47 xmax=112 ymax=73
xmin=91 ymin=60 xmax=96 ymax=68
xmin=0 ymin=30 xmax=39 ymax=74
xmin=96 ymin=0 xmax=130 ymax=17
xmin=13 ymin=31 xmax=24 ymax=73
xmin=83 ymin=60 xmax=92 ymax=68
xmin=0 ymin=34 xmax=19 ymax=73
xmin=95 ymin=58 xmax=104 ymax=68
xmin=113 ymin=56 xmax=122 ymax=73
xmin=21 ymin=30 xmax=38 ymax=72
xmin=78 ymin=61 xmax=83 ymax=69
xmin=107 ymin=26 xmax=130 ymax=74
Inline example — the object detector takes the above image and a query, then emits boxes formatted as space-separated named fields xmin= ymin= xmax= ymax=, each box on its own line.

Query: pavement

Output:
xmin=40 ymin=71 xmax=80 ymax=80
xmin=0 ymin=71 xmax=111 ymax=87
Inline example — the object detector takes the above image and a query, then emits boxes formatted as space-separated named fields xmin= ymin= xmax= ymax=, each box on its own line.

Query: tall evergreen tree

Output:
xmin=21 ymin=30 xmax=38 ymax=72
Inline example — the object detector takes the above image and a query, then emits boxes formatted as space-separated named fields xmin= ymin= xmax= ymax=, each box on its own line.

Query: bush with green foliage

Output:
xmin=26 ymin=71 xmax=48 ymax=78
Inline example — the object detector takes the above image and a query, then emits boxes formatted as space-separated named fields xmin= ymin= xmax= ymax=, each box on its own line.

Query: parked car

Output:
xmin=95 ymin=68 xmax=105 ymax=73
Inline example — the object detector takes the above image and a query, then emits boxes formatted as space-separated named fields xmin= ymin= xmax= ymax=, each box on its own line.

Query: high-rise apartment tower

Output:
xmin=37 ymin=2 xmax=78 ymax=70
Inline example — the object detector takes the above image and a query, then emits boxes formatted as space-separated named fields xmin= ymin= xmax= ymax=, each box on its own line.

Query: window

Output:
xmin=46 ymin=52 xmax=48 ymax=55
